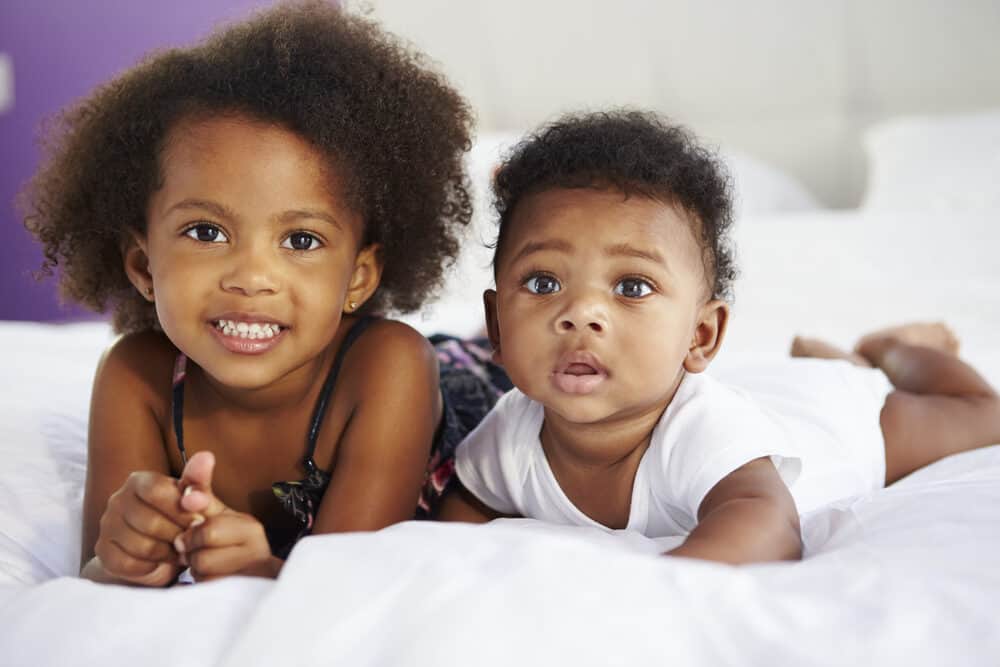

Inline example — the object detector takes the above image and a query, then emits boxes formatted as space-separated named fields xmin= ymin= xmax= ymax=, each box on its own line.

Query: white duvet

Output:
xmin=2 ymin=207 xmax=999 ymax=666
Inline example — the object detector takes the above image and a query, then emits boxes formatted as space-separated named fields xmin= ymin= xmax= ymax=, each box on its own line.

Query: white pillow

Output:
xmin=862 ymin=110 xmax=1000 ymax=213
xmin=724 ymin=150 xmax=821 ymax=218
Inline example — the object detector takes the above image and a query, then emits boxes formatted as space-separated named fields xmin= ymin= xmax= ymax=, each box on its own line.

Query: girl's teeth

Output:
xmin=214 ymin=320 xmax=281 ymax=339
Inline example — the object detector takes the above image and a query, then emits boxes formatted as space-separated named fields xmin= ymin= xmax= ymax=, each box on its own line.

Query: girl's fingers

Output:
xmin=96 ymin=538 xmax=178 ymax=584
xmin=105 ymin=520 xmax=181 ymax=564
xmin=183 ymin=513 xmax=266 ymax=551
xmin=121 ymin=496 xmax=187 ymax=543
xmin=178 ymin=452 xmax=228 ymax=517
xmin=189 ymin=545 xmax=261 ymax=581
xmin=126 ymin=471 xmax=201 ymax=526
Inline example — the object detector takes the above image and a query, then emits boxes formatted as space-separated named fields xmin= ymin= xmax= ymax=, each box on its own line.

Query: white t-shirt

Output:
xmin=455 ymin=359 xmax=891 ymax=537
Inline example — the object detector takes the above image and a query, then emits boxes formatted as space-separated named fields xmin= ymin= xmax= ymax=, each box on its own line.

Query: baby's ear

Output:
xmin=483 ymin=289 xmax=502 ymax=365
xmin=683 ymin=299 xmax=730 ymax=373
xmin=122 ymin=231 xmax=155 ymax=302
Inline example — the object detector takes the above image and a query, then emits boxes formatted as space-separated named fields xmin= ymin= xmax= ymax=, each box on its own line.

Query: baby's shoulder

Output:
xmin=657 ymin=372 xmax=779 ymax=443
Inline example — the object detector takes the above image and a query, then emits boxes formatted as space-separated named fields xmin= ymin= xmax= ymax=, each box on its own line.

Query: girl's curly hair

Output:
xmin=22 ymin=1 xmax=473 ymax=333
xmin=492 ymin=110 xmax=737 ymax=301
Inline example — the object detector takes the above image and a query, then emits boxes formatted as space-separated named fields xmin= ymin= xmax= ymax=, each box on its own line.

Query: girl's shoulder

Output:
xmin=338 ymin=317 xmax=439 ymax=398
xmin=95 ymin=330 xmax=177 ymax=412
xmin=350 ymin=318 xmax=437 ymax=367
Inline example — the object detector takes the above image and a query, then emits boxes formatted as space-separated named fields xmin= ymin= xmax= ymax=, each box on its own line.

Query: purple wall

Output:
xmin=0 ymin=0 xmax=276 ymax=322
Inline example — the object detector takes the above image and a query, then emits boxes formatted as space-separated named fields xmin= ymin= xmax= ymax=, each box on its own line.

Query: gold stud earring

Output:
xmin=146 ymin=286 xmax=154 ymax=297
xmin=348 ymin=301 xmax=358 ymax=311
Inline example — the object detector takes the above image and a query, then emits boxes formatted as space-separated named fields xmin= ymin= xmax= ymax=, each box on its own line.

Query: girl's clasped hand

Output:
xmin=95 ymin=452 xmax=274 ymax=585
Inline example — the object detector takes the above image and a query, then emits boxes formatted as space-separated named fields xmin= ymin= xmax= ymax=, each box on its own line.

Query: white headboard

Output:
xmin=361 ymin=0 xmax=1000 ymax=207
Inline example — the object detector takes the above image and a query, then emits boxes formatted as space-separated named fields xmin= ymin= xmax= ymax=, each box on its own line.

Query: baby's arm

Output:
xmin=437 ymin=480 xmax=505 ymax=523
xmin=667 ymin=457 xmax=801 ymax=564
xmin=81 ymin=334 xmax=197 ymax=586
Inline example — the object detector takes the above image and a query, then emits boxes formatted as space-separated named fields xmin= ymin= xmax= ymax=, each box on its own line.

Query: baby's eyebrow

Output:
xmin=605 ymin=242 xmax=667 ymax=267
xmin=510 ymin=238 xmax=573 ymax=263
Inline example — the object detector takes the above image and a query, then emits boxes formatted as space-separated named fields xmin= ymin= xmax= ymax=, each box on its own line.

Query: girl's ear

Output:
xmin=483 ymin=289 xmax=502 ymax=365
xmin=344 ymin=243 xmax=383 ymax=314
xmin=122 ymin=232 xmax=156 ymax=302
xmin=683 ymin=299 xmax=730 ymax=373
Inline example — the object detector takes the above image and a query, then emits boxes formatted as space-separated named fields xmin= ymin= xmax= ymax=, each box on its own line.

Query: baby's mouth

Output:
xmin=213 ymin=319 xmax=286 ymax=340
xmin=551 ymin=352 xmax=609 ymax=395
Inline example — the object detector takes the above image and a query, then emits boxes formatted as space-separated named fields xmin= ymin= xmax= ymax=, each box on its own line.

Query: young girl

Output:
xmin=22 ymin=2 xmax=509 ymax=586
xmin=438 ymin=111 xmax=1000 ymax=564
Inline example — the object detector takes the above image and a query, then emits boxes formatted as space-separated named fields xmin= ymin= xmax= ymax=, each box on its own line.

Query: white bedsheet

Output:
xmin=2 ymin=206 xmax=999 ymax=665
xmin=2 ymin=446 xmax=999 ymax=666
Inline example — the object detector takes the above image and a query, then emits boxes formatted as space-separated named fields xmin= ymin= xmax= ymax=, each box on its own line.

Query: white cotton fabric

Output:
xmin=456 ymin=358 xmax=892 ymax=533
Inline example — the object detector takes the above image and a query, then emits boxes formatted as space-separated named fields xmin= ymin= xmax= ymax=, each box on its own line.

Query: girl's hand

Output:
xmin=93 ymin=471 xmax=194 ymax=587
xmin=174 ymin=452 xmax=279 ymax=581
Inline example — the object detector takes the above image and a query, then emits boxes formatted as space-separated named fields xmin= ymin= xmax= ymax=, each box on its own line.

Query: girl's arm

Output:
xmin=667 ymin=457 xmax=801 ymax=564
xmin=81 ymin=333 xmax=196 ymax=586
xmin=311 ymin=321 xmax=446 ymax=532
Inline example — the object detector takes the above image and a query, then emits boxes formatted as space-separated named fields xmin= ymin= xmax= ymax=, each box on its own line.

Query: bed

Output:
xmin=2 ymin=109 xmax=999 ymax=665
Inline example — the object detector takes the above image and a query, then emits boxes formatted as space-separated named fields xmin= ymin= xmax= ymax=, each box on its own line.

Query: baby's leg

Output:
xmin=790 ymin=337 xmax=870 ymax=367
xmin=855 ymin=333 xmax=1000 ymax=484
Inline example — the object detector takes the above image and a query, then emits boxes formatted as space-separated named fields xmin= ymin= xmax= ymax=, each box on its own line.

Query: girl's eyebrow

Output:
xmin=165 ymin=199 xmax=343 ymax=231
xmin=167 ymin=198 xmax=237 ymax=220
xmin=276 ymin=209 xmax=343 ymax=231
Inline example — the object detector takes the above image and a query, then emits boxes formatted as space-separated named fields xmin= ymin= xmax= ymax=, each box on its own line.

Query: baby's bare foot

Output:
xmin=853 ymin=322 xmax=960 ymax=357
xmin=790 ymin=336 xmax=872 ymax=367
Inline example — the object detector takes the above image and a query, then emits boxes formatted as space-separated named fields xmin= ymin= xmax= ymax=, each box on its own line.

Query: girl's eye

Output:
xmin=523 ymin=274 xmax=561 ymax=295
xmin=615 ymin=277 xmax=653 ymax=298
xmin=282 ymin=232 xmax=323 ymax=251
xmin=184 ymin=223 xmax=228 ymax=244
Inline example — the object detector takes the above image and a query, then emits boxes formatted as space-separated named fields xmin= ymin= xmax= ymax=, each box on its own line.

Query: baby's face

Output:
xmin=489 ymin=187 xmax=720 ymax=426
xmin=137 ymin=114 xmax=373 ymax=391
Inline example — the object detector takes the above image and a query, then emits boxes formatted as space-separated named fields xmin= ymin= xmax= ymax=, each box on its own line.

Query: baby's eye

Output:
xmin=523 ymin=274 xmax=561 ymax=295
xmin=281 ymin=232 xmax=323 ymax=251
xmin=614 ymin=277 xmax=653 ymax=298
xmin=184 ymin=223 xmax=228 ymax=244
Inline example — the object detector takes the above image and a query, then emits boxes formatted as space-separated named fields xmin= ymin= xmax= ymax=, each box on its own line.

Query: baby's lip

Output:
xmin=553 ymin=350 xmax=608 ymax=377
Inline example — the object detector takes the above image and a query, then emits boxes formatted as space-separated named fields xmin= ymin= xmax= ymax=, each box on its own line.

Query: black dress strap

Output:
xmin=301 ymin=315 xmax=378 ymax=471
xmin=169 ymin=315 xmax=378 ymax=471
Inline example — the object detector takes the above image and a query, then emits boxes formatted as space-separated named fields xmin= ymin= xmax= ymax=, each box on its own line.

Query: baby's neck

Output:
xmin=540 ymin=405 xmax=663 ymax=472
xmin=540 ymin=405 xmax=666 ymax=529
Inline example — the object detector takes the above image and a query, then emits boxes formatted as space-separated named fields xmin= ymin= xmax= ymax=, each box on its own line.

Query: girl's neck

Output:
xmin=186 ymin=333 xmax=346 ymax=415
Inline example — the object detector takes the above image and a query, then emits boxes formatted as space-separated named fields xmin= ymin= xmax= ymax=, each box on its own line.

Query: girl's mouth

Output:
xmin=213 ymin=319 xmax=286 ymax=340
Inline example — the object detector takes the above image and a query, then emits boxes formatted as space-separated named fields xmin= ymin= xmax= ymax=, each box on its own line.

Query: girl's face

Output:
xmin=487 ymin=187 xmax=728 ymax=427
xmin=129 ymin=114 xmax=380 ymax=392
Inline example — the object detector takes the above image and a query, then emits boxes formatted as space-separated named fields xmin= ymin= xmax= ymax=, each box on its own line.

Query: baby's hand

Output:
xmin=174 ymin=452 xmax=275 ymax=581
xmin=95 ymin=471 xmax=196 ymax=587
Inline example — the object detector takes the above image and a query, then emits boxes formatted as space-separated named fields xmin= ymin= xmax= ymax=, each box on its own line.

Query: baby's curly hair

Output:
xmin=22 ymin=1 xmax=473 ymax=333
xmin=492 ymin=110 xmax=737 ymax=301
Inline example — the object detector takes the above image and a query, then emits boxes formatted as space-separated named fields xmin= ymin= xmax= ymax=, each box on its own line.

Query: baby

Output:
xmin=438 ymin=111 xmax=1000 ymax=563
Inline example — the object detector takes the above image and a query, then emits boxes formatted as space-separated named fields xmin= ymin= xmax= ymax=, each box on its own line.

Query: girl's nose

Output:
xmin=220 ymin=243 xmax=281 ymax=296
